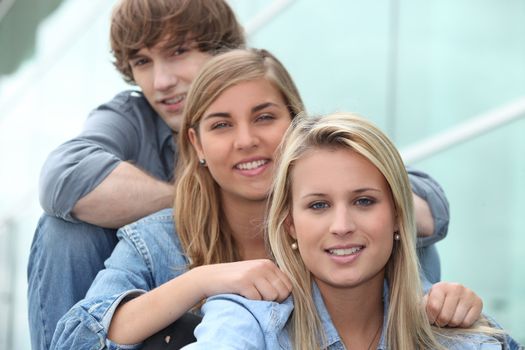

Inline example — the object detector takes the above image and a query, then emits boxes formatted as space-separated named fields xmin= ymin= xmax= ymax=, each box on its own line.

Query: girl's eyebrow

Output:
xmin=300 ymin=188 xmax=381 ymax=200
xmin=251 ymin=102 xmax=278 ymax=113
xmin=203 ymin=102 xmax=280 ymax=121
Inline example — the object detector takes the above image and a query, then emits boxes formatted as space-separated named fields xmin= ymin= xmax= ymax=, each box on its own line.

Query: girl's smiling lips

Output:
xmin=233 ymin=157 xmax=271 ymax=176
xmin=324 ymin=244 xmax=365 ymax=263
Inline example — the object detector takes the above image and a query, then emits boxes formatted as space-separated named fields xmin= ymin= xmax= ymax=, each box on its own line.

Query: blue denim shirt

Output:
xmin=50 ymin=208 xmax=188 ymax=350
xmin=183 ymin=283 xmax=508 ymax=350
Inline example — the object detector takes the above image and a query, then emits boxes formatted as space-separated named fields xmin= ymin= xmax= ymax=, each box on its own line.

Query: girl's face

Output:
xmin=288 ymin=148 xmax=397 ymax=292
xmin=189 ymin=78 xmax=292 ymax=203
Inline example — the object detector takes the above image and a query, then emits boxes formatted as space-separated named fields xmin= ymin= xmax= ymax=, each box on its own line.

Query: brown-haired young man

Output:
xmin=28 ymin=1 xmax=244 ymax=349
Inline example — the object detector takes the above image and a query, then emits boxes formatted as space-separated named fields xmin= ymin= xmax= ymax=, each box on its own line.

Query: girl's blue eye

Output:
xmin=211 ymin=121 xmax=230 ymax=130
xmin=355 ymin=198 xmax=374 ymax=207
xmin=309 ymin=201 xmax=329 ymax=210
xmin=255 ymin=113 xmax=274 ymax=122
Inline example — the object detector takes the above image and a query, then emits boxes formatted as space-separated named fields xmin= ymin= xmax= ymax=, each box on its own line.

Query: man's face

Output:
xmin=129 ymin=40 xmax=212 ymax=132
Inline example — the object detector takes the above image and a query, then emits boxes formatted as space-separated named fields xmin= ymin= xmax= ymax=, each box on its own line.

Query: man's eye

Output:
xmin=171 ymin=47 xmax=189 ymax=56
xmin=131 ymin=58 xmax=149 ymax=67
xmin=309 ymin=201 xmax=329 ymax=210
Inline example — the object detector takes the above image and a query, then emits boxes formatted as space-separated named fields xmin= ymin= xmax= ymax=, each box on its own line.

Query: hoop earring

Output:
xmin=291 ymin=241 xmax=298 ymax=250
xmin=199 ymin=159 xmax=206 ymax=166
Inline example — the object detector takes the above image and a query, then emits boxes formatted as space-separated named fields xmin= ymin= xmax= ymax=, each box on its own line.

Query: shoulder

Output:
xmin=204 ymin=294 xmax=293 ymax=332
xmin=118 ymin=208 xmax=177 ymax=243
xmin=439 ymin=333 xmax=506 ymax=350
xmin=106 ymin=90 xmax=150 ymax=110
xmin=89 ymin=90 xmax=156 ymax=124
xmin=192 ymin=295 xmax=293 ymax=349
xmin=117 ymin=209 xmax=187 ymax=268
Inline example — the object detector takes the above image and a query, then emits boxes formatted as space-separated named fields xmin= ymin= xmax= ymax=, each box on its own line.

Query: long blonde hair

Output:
xmin=266 ymin=112 xmax=499 ymax=349
xmin=175 ymin=49 xmax=305 ymax=269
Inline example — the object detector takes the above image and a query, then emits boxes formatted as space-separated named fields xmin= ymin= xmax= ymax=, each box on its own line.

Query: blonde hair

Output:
xmin=266 ymin=112 xmax=501 ymax=349
xmin=175 ymin=49 xmax=305 ymax=270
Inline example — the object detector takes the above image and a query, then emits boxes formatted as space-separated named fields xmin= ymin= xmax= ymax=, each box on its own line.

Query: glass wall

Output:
xmin=0 ymin=0 xmax=523 ymax=348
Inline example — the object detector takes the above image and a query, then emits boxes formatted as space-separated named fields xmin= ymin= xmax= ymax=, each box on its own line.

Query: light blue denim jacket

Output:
xmin=183 ymin=283 xmax=509 ymax=350
xmin=50 ymin=209 xmax=189 ymax=350
xmin=50 ymin=169 xmax=449 ymax=349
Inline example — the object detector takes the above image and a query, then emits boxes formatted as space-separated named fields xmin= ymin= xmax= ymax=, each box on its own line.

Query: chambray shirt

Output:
xmin=50 ymin=171 xmax=448 ymax=349
xmin=39 ymin=90 xmax=176 ymax=222
xmin=184 ymin=283 xmax=508 ymax=350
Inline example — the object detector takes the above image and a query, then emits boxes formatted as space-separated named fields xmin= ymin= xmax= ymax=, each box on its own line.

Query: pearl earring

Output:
xmin=291 ymin=242 xmax=298 ymax=250
xmin=199 ymin=159 xmax=206 ymax=166
xmin=394 ymin=232 xmax=400 ymax=241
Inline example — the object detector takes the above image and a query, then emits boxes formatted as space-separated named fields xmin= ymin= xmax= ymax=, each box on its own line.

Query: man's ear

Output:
xmin=284 ymin=213 xmax=297 ymax=239
xmin=188 ymin=128 xmax=205 ymax=160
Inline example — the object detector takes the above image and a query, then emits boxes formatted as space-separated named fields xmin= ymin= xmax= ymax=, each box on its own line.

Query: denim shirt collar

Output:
xmin=312 ymin=280 xmax=390 ymax=350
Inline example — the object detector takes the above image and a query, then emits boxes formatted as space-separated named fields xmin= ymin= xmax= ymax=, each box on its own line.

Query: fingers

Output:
xmin=424 ymin=282 xmax=483 ymax=328
xmin=424 ymin=285 xmax=445 ymax=325
xmin=208 ymin=260 xmax=292 ymax=302
xmin=461 ymin=299 xmax=482 ymax=327
xmin=250 ymin=261 xmax=292 ymax=302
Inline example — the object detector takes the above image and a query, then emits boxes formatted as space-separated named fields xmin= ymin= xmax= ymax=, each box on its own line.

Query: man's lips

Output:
xmin=162 ymin=93 xmax=185 ymax=105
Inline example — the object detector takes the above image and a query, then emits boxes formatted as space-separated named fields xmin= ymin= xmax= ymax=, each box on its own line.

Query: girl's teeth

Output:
xmin=328 ymin=247 xmax=362 ymax=256
xmin=237 ymin=160 xmax=267 ymax=170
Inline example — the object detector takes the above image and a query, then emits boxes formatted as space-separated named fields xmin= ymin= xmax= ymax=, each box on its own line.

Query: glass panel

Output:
xmin=1 ymin=0 xmax=523 ymax=346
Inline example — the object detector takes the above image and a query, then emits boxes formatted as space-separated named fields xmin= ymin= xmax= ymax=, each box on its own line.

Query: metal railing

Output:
xmin=401 ymin=97 xmax=525 ymax=164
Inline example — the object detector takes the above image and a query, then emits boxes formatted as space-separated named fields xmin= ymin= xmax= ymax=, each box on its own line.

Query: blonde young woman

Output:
xmin=52 ymin=50 xmax=486 ymax=349
xmin=184 ymin=112 xmax=519 ymax=349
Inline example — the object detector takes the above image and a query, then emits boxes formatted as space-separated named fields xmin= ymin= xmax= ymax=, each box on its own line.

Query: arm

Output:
xmin=407 ymin=167 xmax=450 ymax=244
xmin=72 ymin=162 xmax=173 ymax=228
xmin=51 ymin=209 xmax=183 ymax=350
xmin=108 ymin=259 xmax=292 ymax=345
xmin=39 ymin=92 xmax=173 ymax=227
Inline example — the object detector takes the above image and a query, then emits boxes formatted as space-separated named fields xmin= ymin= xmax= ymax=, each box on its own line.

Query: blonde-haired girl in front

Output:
xmin=184 ymin=112 xmax=518 ymax=349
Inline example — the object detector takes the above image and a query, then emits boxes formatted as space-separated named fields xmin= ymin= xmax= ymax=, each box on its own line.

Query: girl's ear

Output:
xmin=285 ymin=213 xmax=297 ymax=239
xmin=188 ymin=128 xmax=205 ymax=160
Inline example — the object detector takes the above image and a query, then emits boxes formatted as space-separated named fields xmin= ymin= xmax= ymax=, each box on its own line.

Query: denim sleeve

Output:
xmin=51 ymin=210 xmax=187 ymax=349
xmin=50 ymin=290 xmax=145 ymax=350
xmin=183 ymin=295 xmax=293 ymax=350
xmin=407 ymin=167 xmax=450 ymax=248
xmin=39 ymin=96 xmax=141 ymax=222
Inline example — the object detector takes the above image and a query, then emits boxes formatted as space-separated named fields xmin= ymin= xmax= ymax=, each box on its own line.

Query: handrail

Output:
xmin=401 ymin=97 xmax=525 ymax=164
xmin=244 ymin=0 xmax=296 ymax=36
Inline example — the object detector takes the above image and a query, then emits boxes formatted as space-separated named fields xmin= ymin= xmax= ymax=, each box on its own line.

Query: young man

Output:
xmin=27 ymin=1 xmax=245 ymax=349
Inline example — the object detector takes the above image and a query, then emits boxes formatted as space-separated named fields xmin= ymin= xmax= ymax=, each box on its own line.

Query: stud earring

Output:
xmin=291 ymin=241 xmax=298 ymax=250
xmin=394 ymin=232 xmax=400 ymax=241
xmin=199 ymin=159 xmax=206 ymax=166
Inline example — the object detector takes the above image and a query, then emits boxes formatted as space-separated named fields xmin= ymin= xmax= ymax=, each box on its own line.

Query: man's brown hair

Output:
xmin=110 ymin=0 xmax=246 ymax=84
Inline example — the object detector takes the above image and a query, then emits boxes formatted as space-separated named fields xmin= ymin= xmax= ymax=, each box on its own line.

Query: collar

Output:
xmin=312 ymin=280 xmax=390 ymax=350
xmin=155 ymin=116 xmax=176 ymax=153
